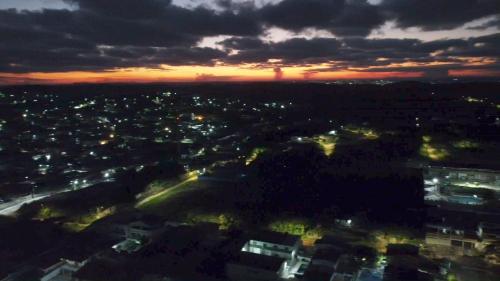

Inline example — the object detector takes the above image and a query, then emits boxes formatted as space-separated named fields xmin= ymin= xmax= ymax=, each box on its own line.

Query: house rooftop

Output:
xmin=335 ymin=255 xmax=360 ymax=275
xmin=428 ymin=164 xmax=500 ymax=173
xmin=303 ymin=264 xmax=334 ymax=281
xmin=230 ymin=252 xmax=285 ymax=272
xmin=74 ymin=259 xmax=138 ymax=281
xmin=248 ymin=230 xmax=299 ymax=247
xmin=314 ymin=235 xmax=350 ymax=251
xmin=480 ymin=221 xmax=500 ymax=231
xmin=386 ymin=244 xmax=419 ymax=256
xmin=129 ymin=214 xmax=165 ymax=227
xmin=312 ymin=248 xmax=343 ymax=263
xmin=426 ymin=207 xmax=479 ymax=230
xmin=34 ymin=231 xmax=118 ymax=270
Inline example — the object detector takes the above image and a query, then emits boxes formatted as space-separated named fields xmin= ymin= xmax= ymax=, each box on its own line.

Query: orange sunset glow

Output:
xmin=0 ymin=65 xmax=429 ymax=85
xmin=3 ymin=63 xmax=497 ymax=85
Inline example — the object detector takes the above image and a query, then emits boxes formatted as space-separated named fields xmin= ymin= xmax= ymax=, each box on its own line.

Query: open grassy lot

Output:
xmin=135 ymin=175 xmax=198 ymax=209
xmin=137 ymin=178 xmax=244 ymax=223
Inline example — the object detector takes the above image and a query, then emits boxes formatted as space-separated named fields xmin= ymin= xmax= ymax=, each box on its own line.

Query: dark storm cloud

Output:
xmin=219 ymin=37 xmax=266 ymax=50
xmin=357 ymin=63 xmax=500 ymax=73
xmin=382 ymin=0 xmax=500 ymax=30
xmin=259 ymin=0 xmax=384 ymax=37
xmin=151 ymin=47 xmax=228 ymax=66
xmin=223 ymin=37 xmax=342 ymax=64
xmin=65 ymin=0 xmax=172 ymax=19
xmin=0 ymin=45 xmax=227 ymax=73
xmin=65 ymin=0 xmax=262 ymax=38
xmin=219 ymin=33 xmax=500 ymax=77
xmin=0 ymin=8 xmax=226 ymax=73
xmin=260 ymin=0 xmax=345 ymax=30
xmin=439 ymin=33 xmax=500 ymax=57
xmin=99 ymin=46 xmax=227 ymax=67
xmin=221 ymin=37 xmax=421 ymax=65
xmin=340 ymin=37 xmax=470 ymax=61
xmin=0 ymin=0 xmax=499 ymax=75
xmin=0 ymin=0 xmax=255 ymax=72
xmin=322 ymin=0 xmax=385 ymax=37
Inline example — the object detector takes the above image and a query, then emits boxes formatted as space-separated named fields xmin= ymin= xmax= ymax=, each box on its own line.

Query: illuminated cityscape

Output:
xmin=0 ymin=82 xmax=499 ymax=281
xmin=1 ymin=1 xmax=500 ymax=281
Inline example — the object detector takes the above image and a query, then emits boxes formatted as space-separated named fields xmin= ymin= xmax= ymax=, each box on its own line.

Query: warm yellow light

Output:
xmin=344 ymin=125 xmax=379 ymax=140
xmin=420 ymin=143 xmax=449 ymax=161
xmin=245 ymin=147 xmax=266 ymax=165
xmin=313 ymin=135 xmax=337 ymax=157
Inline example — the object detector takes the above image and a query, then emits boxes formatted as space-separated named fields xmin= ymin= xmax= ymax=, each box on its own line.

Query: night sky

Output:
xmin=1 ymin=0 xmax=499 ymax=84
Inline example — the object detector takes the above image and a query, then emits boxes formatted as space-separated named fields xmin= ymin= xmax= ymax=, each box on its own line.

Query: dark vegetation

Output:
xmin=0 ymin=216 xmax=67 ymax=278
xmin=243 ymin=142 xmax=425 ymax=227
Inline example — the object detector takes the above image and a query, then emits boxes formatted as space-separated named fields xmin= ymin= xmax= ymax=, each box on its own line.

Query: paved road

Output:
xmin=0 ymin=193 xmax=51 ymax=216
xmin=0 ymin=178 xmax=107 ymax=216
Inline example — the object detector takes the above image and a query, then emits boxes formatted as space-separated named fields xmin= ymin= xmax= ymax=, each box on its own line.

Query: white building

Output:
xmin=241 ymin=231 xmax=301 ymax=260
xmin=425 ymin=166 xmax=500 ymax=192
xmin=240 ymin=231 xmax=303 ymax=279
xmin=40 ymin=258 xmax=88 ymax=281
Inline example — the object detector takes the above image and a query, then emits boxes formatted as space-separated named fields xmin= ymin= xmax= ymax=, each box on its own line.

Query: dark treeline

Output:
xmin=243 ymin=141 xmax=425 ymax=227
xmin=2 ymin=81 xmax=500 ymax=101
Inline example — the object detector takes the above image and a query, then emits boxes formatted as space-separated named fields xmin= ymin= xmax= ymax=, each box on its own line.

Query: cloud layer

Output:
xmin=0 ymin=0 xmax=499 ymax=79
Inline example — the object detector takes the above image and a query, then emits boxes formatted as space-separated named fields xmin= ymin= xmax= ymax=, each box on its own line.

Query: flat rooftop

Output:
xmin=248 ymin=230 xmax=299 ymax=247
xmin=230 ymin=252 xmax=285 ymax=272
